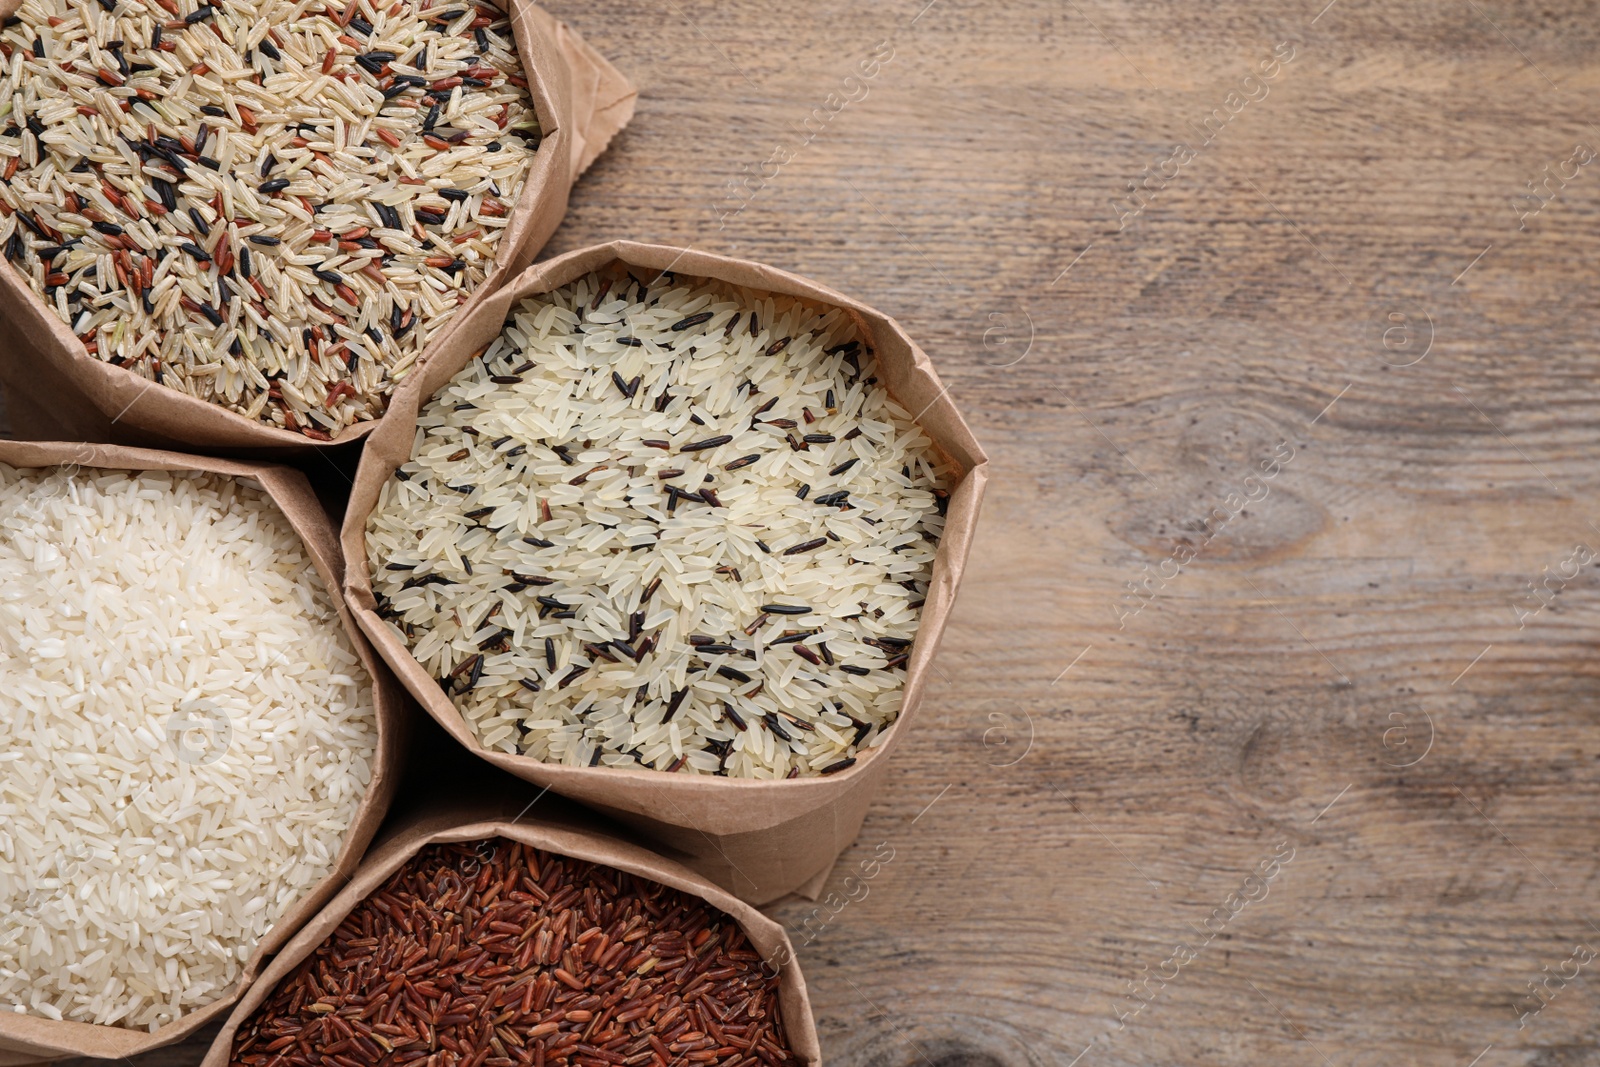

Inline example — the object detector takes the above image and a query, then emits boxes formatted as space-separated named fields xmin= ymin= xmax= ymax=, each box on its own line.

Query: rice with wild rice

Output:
xmin=366 ymin=269 xmax=951 ymax=779
xmin=0 ymin=0 xmax=540 ymax=439
xmin=0 ymin=465 xmax=377 ymax=1029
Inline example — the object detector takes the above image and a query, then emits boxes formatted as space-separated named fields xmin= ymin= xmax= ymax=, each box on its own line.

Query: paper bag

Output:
xmin=0 ymin=441 xmax=409 ymax=1063
xmin=198 ymin=796 xmax=823 ymax=1067
xmin=341 ymin=241 xmax=989 ymax=904
xmin=0 ymin=2 xmax=635 ymax=454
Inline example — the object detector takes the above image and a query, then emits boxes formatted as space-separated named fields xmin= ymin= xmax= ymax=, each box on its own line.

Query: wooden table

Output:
xmin=27 ymin=0 xmax=1600 ymax=1063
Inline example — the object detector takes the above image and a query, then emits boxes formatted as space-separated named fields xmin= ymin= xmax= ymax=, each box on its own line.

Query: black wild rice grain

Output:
xmin=782 ymin=537 xmax=826 ymax=555
xmin=671 ymin=311 xmax=714 ymax=331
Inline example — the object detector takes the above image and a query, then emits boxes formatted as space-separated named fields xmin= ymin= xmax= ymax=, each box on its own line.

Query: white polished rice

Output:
xmin=0 ymin=0 xmax=540 ymax=438
xmin=0 ymin=466 xmax=377 ymax=1029
xmin=366 ymin=269 xmax=950 ymax=778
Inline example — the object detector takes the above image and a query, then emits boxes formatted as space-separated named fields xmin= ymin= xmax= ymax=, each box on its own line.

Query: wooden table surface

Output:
xmin=22 ymin=0 xmax=1600 ymax=1064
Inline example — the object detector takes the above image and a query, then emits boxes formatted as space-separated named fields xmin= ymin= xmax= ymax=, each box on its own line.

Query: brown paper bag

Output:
xmin=340 ymin=241 xmax=989 ymax=904
xmin=0 ymin=441 xmax=410 ymax=1064
xmin=0 ymin=2 xmax=635 ymax=454
xmin=197 ymin=796 xmax=822 ymax=1067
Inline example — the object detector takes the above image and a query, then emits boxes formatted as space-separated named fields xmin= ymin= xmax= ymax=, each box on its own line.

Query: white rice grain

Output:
xmin=0 ymin=465 xmax=378 ymax=1029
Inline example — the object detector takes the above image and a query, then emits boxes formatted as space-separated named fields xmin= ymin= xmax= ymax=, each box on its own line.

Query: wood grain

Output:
xmin=27 ymin=0 xmax=1600 ymax=1063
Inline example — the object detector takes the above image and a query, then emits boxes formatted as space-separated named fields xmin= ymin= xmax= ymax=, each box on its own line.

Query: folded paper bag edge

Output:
xmin=529 ymin=4 xmax=638 ymax=181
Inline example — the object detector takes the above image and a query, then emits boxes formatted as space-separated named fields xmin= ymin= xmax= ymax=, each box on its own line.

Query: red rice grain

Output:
xmin=228 ymin=839 xmax=799 ymax=1067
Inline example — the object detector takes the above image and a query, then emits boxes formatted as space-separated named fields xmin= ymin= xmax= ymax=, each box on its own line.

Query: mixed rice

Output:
xmin=0 ymin=0 xmax=540 ymax=438
xmin=366 ymin=268 xmax=951 ymax=779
